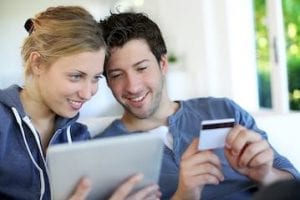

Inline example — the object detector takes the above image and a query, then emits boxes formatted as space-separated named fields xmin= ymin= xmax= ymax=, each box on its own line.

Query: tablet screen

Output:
xmin=47 ymin=132 xmax=164 ymax=200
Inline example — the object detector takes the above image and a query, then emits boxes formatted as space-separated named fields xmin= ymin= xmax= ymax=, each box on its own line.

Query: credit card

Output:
xmin=198 ymin=118 xmax=235 ymax=150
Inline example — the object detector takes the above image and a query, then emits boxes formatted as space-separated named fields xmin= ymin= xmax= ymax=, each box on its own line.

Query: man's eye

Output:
xmin=109 ymin=73 xmax=122 ymax=79
xmin=137 ymin=66 xmax=147 ymax=71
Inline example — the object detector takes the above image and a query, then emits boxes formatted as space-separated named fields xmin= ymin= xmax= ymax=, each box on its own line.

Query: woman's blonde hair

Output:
xmin=21 ymin=6 xmax=106 ymax=76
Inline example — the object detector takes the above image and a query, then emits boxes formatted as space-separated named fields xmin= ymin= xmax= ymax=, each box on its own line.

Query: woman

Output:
xmin=0 ymin=6 xmax=160 ymax=200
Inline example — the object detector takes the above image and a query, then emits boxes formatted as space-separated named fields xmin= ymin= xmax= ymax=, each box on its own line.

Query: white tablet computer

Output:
xmin=47 ymin=132 xmax=164 ymax=200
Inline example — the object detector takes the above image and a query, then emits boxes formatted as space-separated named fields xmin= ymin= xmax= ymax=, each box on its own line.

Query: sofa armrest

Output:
xmin=78 ymin=116 xmax=119 ymax=137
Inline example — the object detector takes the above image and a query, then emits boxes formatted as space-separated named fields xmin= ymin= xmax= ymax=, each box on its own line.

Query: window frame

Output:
xmin=266 ymin=0 xmax=290 ymax=113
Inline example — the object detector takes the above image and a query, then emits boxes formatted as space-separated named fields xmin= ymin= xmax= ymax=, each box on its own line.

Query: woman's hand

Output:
xmin=69 ymin=177 xmax=92 ymax=200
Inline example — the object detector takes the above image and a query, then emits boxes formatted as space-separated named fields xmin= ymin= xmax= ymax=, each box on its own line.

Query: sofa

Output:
xmin=79 ymin=113 xmax=300 ymax=171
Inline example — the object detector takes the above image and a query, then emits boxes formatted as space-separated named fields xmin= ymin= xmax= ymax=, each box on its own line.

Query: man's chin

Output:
xmin=129 ymin=110 xmax=153 ymax=119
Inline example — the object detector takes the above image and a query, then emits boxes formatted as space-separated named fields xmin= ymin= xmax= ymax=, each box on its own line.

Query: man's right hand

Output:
xmin=171 ymin=138 xmax=224 ymax=200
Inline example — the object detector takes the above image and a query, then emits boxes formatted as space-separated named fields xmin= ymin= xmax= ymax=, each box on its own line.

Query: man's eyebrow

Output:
xmin=107 ymin=59 xmax=150 ymax=73
xmin=107 ymin=68 xmax=121 ymax=74
xmin=133 ymin=59 xmax=150 ymax=67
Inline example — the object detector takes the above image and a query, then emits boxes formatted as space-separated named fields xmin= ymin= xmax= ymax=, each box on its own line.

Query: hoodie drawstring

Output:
xmin=67 ymin=125 xmax=72 ymax=144
xmin=12 ymin=107 xmax=45 ymax=200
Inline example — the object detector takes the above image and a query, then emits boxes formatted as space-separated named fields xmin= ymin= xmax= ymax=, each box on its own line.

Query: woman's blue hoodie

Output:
xmin=0 ymin=85 xmax=91 ymax=200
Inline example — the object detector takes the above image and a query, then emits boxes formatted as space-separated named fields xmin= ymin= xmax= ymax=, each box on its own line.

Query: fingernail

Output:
xmin=133 ymin=173 xmax=144 ymax=182
xmin=231 ymin=150 xmax=239 ymax=156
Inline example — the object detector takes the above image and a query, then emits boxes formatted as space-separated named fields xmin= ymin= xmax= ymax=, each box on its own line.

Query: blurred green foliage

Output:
xmin=254 ymin=0 xmax=300 ymax=110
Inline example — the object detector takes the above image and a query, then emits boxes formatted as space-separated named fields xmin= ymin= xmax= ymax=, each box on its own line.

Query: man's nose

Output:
xmin=125 ymin=74 xmax=142 ymax=94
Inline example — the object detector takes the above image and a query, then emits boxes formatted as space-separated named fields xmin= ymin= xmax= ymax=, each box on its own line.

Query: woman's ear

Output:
xmin=159 ymin=54 xmax=168 ymax=75
xmin=28 ymin=52 xmax=43 ymax=75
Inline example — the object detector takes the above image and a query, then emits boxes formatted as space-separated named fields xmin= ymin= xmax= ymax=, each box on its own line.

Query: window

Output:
xmin=254 ymin=0 xmax=300 ymax=112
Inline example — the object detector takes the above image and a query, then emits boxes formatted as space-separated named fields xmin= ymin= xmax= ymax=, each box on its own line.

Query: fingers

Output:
xmin=175 ymin=144 xmax=224 ymax=199
xmin=181 ymin=150 xmax=224 ymax=183
xmin=109 ymin=174 xmax=143 ymax=200
xmin=69 ymin=177 xmax=92 ymax=200
xmin=225 ymin=124 xmax=274 ymax=172
xmin=182 ymin=138 xmax=222 ymax=174
xmin=180 ymin=142 xmax=225 ymax=188
xmin=239 ymin=140 xmax=273 ymax=167
xmin=226 ymin=125 xmax=262 ymax=156
xmin=182 ymin=150 xmax=222 ymax=172
xmin=127 ymin=184 xmax=161 ymax=200
xmin=182 ymin=138 xmax=224 ymax=182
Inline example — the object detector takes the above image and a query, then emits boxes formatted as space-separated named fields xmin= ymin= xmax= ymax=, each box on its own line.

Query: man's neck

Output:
xmin=121 ymin=100 xmax=179 ymax=132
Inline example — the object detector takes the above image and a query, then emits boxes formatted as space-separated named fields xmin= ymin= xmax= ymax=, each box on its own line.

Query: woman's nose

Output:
xmin=78 ymin=81 xmax=98 ymax=100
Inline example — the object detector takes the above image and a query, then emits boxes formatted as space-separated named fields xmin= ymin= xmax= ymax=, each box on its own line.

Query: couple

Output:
xmin=0 ymin=5 xmax=298 ymax=200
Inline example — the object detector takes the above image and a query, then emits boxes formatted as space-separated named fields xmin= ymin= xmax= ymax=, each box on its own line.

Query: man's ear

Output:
xmin=28 ymin=52 xmax=44 ymax=75
xmin=159 ymin=54 xmax=168 ymax=75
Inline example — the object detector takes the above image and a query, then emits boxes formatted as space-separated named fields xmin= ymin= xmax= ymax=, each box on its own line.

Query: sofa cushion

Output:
xmin=78 ymin=116 xmax=119 ymax=137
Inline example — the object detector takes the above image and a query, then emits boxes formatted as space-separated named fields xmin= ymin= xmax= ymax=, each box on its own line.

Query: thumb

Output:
xmin=69 ymin=177 xmax=92 ymax=200
xmin=109 ymin=174 xmax=143 ymax=200
xmin=182 ymin=138 xmax=199 ymax=159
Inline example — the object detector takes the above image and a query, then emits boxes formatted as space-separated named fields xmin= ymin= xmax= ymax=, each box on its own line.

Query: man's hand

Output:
xmin=68 ymin=175 xmax=161 ymax=200
xmin=172 ymin=138 xmax=224 ymax=200
xmin=225 ymin=124 xmax=292 ymax=185
xmin=109 ymin=174 xmax=161 ymax=200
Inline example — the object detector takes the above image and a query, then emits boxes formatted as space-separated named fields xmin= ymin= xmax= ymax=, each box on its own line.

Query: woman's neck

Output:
xmin=20 ymin=86 xmax=56 ymax=151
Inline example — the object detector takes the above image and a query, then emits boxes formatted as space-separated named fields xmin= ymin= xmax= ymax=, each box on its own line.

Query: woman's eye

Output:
xmin=69 ymin=74 xmax=82 ymax=81
xmin=93 ymin=75 xmax=104 ymax=82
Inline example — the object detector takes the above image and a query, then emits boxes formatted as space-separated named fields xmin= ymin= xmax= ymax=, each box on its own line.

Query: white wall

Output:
xmin=138 ymin=0 xmax=259 ymax=110
xmin=0 ymin=0 xmax=259 ymax=117
xmin=0 ymin=0 xmax=111 ymax=88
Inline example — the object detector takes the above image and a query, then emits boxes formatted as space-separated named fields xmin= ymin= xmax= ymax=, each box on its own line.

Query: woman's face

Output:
xmin=36 ymin=49 xmax=105 ymax=118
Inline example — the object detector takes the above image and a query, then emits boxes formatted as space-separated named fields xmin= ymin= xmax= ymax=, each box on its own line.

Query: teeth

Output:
xmin=129 ymin=94 xmax=146 ymax=102
xmin=69 ymin=100 xmax=83 ymax=108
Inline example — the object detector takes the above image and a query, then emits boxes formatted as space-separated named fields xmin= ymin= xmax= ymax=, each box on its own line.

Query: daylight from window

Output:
xmin=254 ymin=0 xmax=300 ymax=111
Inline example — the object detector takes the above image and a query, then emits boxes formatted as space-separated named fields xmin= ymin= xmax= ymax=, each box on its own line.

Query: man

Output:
xmin=97 ymin=12 xmax=300 ymax=199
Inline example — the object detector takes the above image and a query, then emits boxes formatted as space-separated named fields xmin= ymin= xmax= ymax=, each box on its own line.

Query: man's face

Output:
xmin=106 ymin=39 xmax=168 ymax=119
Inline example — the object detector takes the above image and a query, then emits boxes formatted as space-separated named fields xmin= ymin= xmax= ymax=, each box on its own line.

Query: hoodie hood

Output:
xmin=0 ymin=85 xmax=26 ymax=117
